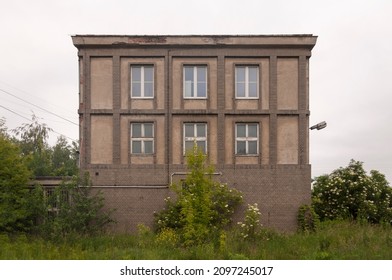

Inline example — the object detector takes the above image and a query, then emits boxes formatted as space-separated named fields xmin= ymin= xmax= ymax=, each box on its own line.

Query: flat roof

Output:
xmin=72 ymin=34 xmax=317 ymax=49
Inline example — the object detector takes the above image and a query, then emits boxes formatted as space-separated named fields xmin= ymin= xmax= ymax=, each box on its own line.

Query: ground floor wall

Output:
xmin=90 ymin=164 xmax=311 ymax=233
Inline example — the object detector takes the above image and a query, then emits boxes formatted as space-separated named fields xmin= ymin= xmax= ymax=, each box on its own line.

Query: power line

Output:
xmin=0 ymin=104 xmax=77 ymax=142
xmin=0 ymin=88 xmax=79 ymax=126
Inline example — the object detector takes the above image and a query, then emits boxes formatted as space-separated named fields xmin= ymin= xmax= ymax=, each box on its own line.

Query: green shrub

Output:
xmin=237 ymin=203 xmax=262 ymax=240
xmin=298 ymin=204 xmax=320 ymax=233
xmin=154 ymin=146 xmax=243 ymax=246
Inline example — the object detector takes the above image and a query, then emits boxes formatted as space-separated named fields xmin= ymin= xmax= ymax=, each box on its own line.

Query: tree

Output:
xmin=0 ymin=135 xmax=33 ymax=232
xmin=51 ymin=136 xmax=78 ymax=176
xmin=154 ymin=147 xmax=243 ymax=246
xmin=312 ymin=160 xmax=392 ymax=223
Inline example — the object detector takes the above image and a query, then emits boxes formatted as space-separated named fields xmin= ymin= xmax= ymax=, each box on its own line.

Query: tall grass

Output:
xmin=1 ymin=220 xmax=391 ymax=260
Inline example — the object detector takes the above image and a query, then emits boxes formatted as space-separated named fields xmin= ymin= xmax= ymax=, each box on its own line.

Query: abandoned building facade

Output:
xmin=72 ymin=34 xmax=317 ymax=232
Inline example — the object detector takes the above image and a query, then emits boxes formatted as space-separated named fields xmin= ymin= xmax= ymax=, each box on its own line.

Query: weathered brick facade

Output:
xmin=72 ymin=35 xmax=317 ymax=232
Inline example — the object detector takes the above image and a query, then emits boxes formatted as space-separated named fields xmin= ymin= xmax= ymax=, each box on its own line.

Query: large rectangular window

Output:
xmin=184 ymin=123 xmax=207 ymax=154
xmin=235 ymin=66 xmax=259 ymax=98
xmin=183 ymin=66 xmax=207 ymax=98
xmin=236 ymin=123 xmax=259 ymax=155
xmin=131 ymin=123 xmax=154 ymax=154
xmin=131 ymin=66 xmax=154 ymax=98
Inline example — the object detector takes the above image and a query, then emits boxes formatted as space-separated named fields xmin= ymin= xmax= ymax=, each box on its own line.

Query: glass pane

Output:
xmin=249 ymin=67 xmax=258 ymax=82
xmin=248 ymin=82 xmax=258 ymax=97
xmin=196 ymin=124 xmax=206 ymax=137
xmin=144 ymin=67 xmax=153 ymax=82
xmin=236 ymin=67 xmax=245 ymax=82
xmin=237 ymin=124 xmax=246 ymax=137
xmin=197 ymin=141 xmax=206 ymax=153
xmin=237 ymin=141 xmax=246 ymax=154
xmin=132 ymin=124 xmax=142 ymax=137
xmin=132 ymin=67 xmax=141 ymax=81
xmin=248 ymin=141 xmax=257 ymax=154
xmin=197 ymin=82 xmax=206 ymax=97
xmin=236 ymin=82 xmax=245 ymax=97
xmin=197 ymin=67 xmax=206 ymax=82
xmin=248 ymin=124 xmax=258 ymax=137
xmin=132 ymin=83 xmax=141 ymax=97
xmin=144 ymin=123 xmax=153 ymax=137
xmin=144 ymin=141 xmax=153 ymax=154
xmin=184 ymin=81 xmax=193 ymax=97
xmin=185 ymin=124 xmax=194 ymax=137
xmin=184 ymin=67 xmax=194 ymax=81
xmin=185 ymin=141 xmax=194 ymax=152
xmin=144 ymin=82 xmax=154 ymax=97
xmin=132 ymin=141 xmax=141 ymax=154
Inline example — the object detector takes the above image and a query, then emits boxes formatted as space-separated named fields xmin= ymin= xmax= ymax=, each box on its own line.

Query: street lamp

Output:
xmin=310 ymin=121 xmax=327 ymax=130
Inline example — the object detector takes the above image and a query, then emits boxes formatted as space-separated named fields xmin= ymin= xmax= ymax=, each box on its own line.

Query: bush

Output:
xmin=298 ymin=204 xmax=320 ymax=233
xmin=312 ymin=160 xmax=392 ymax=223
xmin=237 ymin=203 xmax=262 ymax=240
xmin=154 ymin=147 xmax=243 ymax=246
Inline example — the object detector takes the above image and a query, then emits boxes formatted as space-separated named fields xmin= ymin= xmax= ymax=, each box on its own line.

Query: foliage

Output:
xmin=154 ymin=146 xmax=243 ymax=246
xmin=237 ymin=203 xmax=262 ymax=240
xmin=0 ymin=135 xmax=33 ymax=233
xmin=312 ymin=159 xmax=392 ymax=223
xmin=297 ymin=204 xmax=320 ymax=233
xmin=51 ymin=136 xmax=78 ymax=176
xmin=36 ymin=173 xmax=115 ymax=238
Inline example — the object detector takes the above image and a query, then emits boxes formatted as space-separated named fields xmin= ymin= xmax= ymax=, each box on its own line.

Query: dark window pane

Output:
xmin=132 ymin=141 xmax=141 ymax=154
xmin=248 ymin=141 xmax=257 ymax=154
xmin=197 ymin=141 xmax=206 ymax=153
xmin=144 ymin=141 xmax=153 ymax=154
xmin=248 ymin=124 xmax=258 ymax=137
xmin=197 ymin=82 xmax=206 ymax=97
xmin=132 ymin=83 xmax=141 ymax=97
xmin=184 ymin=67 xmax=194 ymax=81
xmin=196 ymin=124 xmax=206 ymax=137
xmin=132 ymin=67 xmax=141 ymax=82
xmin=237 ymin=141 xmax=246 ymax=154
xmin=185 ymin=124 xmax=194 ymax=137
xmin=236 ymin=67 xmax=245 ymax=82
xmin=144 ymin=82 xmax=153 ymax=97
xmin=144 ymin=123 xmax=153 ymax=137
xmin=144 ymin=67 xmax=153 ymax=82
xmin=236 ymin=83 xmax=245 ymax=97
xmin=237 ymin=124 xmax=246 ymax=137
xmin=132 ymin=124 xmax=142 ymax=137
xmin=248 ymin=82 xmax=258 ymax=97
xmin=185 ymin=141 xmax=194 ymax=152
xmin=197 ymin=67 xmax=206 ymax=82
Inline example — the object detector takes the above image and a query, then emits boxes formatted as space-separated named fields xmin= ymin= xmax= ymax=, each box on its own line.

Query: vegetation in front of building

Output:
xmin=1 ymin=116 xmax=392 ymax=259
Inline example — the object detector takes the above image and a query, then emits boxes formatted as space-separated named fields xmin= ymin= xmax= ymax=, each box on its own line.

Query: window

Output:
xmin=236 ymin=123 xmax=259 ymax=155
xmin=235 ymin=66 xmax=259 ymax=98
xmin=183 ymin=66 xmax=207 ymax=98
xmin=130 ymin=123 xmax=154 ymax=154
xmin=131 ymin=66 xmax=154 ymax=98
xmin=184 ymin=123 xmax=207 ymax=154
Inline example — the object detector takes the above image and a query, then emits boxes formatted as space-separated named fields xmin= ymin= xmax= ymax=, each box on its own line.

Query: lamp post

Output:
xmin=310 ymin=121 xmax=327 ymax=130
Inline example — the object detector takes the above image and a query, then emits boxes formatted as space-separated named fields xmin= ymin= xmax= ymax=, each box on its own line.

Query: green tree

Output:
xmin=155 ymin=147 xmax=243 ymax=246
xmin=312 ymin=160 xmax=392 ymax=223
xmin=0 ymin=135 xmax=33 ymax=232
xmin=51 ymin=136 xmax=78 ymax=176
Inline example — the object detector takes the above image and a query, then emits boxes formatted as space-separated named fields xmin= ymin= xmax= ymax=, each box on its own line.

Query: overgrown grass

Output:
xmin=1 ymin=220 xmax=391 ymax=260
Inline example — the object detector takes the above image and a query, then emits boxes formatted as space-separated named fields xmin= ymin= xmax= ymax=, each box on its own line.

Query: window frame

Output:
xmin=235 ymin=123 xmax=259 ymax=155
xmin=235 ymin=65 xmax=259 ymax=99
xmin=130 ymin=122 xmax=155 ymax=155
xmin=183 ymin=65 xmax=208 ymax=99
xmin=183 ymin=123 xmax=207 ymax=154
xmin=130 ymin=65 xmax=154 ymax=99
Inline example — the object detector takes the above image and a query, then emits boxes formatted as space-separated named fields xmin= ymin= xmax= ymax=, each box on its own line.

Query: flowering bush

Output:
xmin=237 ymin=203 xmax=262 ymax=240
xmin=154 ymin=146 xmax=243 ymax=246
xmin=312 ymin=160 xmax=392 ymax=223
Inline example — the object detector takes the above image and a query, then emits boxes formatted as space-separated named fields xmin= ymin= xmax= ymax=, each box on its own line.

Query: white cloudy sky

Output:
xmin=1 ymin=0 xmax=391 ymax=182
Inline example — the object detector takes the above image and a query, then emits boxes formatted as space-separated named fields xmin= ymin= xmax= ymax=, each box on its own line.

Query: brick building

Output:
xmin=72 ymin=35 xmax=317 ymax=232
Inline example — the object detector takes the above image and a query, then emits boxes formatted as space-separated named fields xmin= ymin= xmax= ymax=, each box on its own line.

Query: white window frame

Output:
xmin=130 ymin=123 xmax=154 ymax=155
xmin=183 ymin=66 xmax=207 ymax=99
xmin=235 ymin=66 xmax=259 ymax=99
xmin=235 ymin=123 xmax=259 ymax=155
xmin=130 ymin=65 xmax=154 ymax=99
xmin=183 ymin=123 xmax=207 ymax=154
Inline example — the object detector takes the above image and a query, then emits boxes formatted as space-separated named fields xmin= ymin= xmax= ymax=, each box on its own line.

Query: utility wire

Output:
xmin=0 ymin=104 xmax=77 ymax=142
xmin=0 ymin=88 xmax=79 ymax=126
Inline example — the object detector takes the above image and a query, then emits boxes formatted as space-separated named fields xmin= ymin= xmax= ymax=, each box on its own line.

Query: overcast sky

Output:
xmin=1 ymin=0 xmax=391 ymax=182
